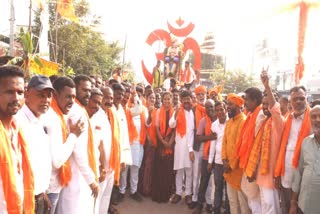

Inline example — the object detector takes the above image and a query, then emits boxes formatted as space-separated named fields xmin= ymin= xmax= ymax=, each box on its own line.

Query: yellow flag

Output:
xmin=56 ymin=0 xmax=78 ymax=22
xmin=30 ymin=58 xmax=59 ymax=76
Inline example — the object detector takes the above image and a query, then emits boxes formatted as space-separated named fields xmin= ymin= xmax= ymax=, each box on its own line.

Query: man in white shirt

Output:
xmin=57 ymin=75 xmax=99 ymax=214
xmin=0 ymin=66 xmax=34 ymax=213
xmin=208 ymin=101 xmax=229 ymax=214
xmin=46 ymin=76 xmax=84 ymax=213
xmin=16 ymin=75 xmax=54 ymax=213
xmin=169 ymin=90 xmax=195 ymax=204
xmin=86 ymin=88 xmax=113 ymax=214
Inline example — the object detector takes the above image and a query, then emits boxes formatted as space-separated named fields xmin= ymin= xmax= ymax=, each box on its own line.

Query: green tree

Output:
xmin=210 ymin=69 xmax=256 ymax=94
xmin=32 ymin=0 xmax=123 ymax=79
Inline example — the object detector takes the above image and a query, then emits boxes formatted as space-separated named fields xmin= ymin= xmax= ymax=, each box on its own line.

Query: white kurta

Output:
xmin=15 ymin=105 xmax=52 ymax=195
xmin=45 ymin=108 xmax=77 ymax=194
xmin=90 ymin=108 xmax=113 ymax=214
xmin=115 ymin=105 xmax=132 ymax=166
xmin=57 ymin=102 xmax=96 ymax=214
xmin=169 ymin=109 xmax=195 ymax=170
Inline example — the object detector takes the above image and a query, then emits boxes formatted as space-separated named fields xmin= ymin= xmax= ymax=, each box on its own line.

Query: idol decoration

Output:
xmin=141 ymin=17 xmax=201 ymax=84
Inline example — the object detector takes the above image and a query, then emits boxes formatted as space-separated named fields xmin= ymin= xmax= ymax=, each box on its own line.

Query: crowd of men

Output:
xmin=0 ymin=64 xmax=320 ymax=214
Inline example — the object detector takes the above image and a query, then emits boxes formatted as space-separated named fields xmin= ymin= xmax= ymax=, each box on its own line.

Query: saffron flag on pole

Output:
xmin=56 ymin=0 xmax=78 ymax=22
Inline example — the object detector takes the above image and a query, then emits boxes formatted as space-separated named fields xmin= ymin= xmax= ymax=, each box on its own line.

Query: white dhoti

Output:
xmin=259 ymin=186 xmax=280 ymax=214
xmin=241 ymin=175 xmax=261 ymax=214
xmin=95 ymin=171 xmax=114 ymax=214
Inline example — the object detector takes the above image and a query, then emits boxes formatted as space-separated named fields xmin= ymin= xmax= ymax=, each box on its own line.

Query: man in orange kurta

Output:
xmin=244 ymin=70 xmax=284 ymax=213
xmin=0 ymin=65 xmax=34 ymax=213
xmin=222 ymin=94 xmax=250 ymax=214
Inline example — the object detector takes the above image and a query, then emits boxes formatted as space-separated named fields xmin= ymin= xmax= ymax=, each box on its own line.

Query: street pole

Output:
xmin=9 ymin=0 xmax=15 ymax=56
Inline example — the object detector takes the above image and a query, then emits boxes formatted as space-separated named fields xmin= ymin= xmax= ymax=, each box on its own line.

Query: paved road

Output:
xmin=116 ymin=194 xmax=195 ymax=214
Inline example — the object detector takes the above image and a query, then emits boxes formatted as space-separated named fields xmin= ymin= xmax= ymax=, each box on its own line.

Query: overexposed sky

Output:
xmin=1 ymin=0 xmax=320 ymax=82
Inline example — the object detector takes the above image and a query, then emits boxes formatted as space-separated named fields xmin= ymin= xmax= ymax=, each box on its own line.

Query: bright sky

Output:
xmin=1 ymin=0 xmax=320 ymax=82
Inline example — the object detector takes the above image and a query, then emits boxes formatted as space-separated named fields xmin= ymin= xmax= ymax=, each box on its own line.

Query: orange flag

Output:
xmin=56 ymin=0 xmax=78 ymax=22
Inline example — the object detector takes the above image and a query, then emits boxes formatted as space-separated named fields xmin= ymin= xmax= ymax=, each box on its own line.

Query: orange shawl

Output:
xmin=176 ymin=105 xmax=187 ymax=137
xmin=148 ymin=109 xmax=158 ymax=147
xmin=181 ymin=67 xmax=192 ymax=83
xmin=75 ymin=100 xmax=98 ymax=180
xmin=126 ymin=107 xmax=147 ymax=145
xmin=0 ymin=121 xmax=34 ymax=214
xmin=236 ymin=105 xmax=262 ymax=169
xmin=105 ymin=107 xmax=121 ymax=185
xmin=203 ymin=116 xmax=212 ymax=160
xmin=158 ymin=106 xmax=174 ymax=155
xmin=195 ymin=104 xmax=206 ymax=128
xmin=245 ymin=118 xmax=272 ymax=177
xmin=274 ymin=107 xmax=311 ymax=177
xmin=50 ymin=98 xmax=72 ymax=186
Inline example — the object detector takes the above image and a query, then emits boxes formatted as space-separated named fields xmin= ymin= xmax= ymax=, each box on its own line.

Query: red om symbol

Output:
xmin=141 ymin=18 xmax=202 ymax=84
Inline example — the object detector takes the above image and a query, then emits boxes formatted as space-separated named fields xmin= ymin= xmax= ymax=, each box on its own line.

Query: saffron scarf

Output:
xmin=50 ymin=98 xmax=72 ymax=186
xmin=75 ymin=99 xmax=98 ymax=180
xmin=236 ymin=105 xmax=262 ymax=169
xmin=203 ymin=116 xmax=212 ymax=160
xmin=274 ymin=107 xmax=311 ymax=177
xmin=158 ymin=106 xmax=174 ymax=155
xmin=244 ymin=118 xmax=272 ymax=177
xmin=195 ymin=104 xmax=206 ymax=128
xmin=126 ymin=107 xmax=147 ymax=145
xmin=159 ymin=106 xmax=174 ymax=137
xmin=105 ymin=107 xmax=121 ymax=185
xmin=176 ymin=105 xmax=187 ymax=137
xmin=181 ymin=67 xmax=192 ymax=83
xmin=148 ymin=109 xmax=158 ymax=147
xmin=0 ymin=121 xmax=35 ymax=214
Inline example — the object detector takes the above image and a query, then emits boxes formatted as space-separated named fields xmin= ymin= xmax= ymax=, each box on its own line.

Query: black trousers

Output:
xmin=197 ymin=159 xmax=212 ymax=204
xmin=35 ymin=193 xmax=49 ymax=214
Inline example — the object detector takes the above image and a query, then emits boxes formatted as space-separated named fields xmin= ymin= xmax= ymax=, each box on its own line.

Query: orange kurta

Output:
xmin=222 ymin=112 xmax=246 ymax=190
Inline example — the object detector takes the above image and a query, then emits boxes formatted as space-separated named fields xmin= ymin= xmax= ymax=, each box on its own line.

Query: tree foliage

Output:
xmin=210 ymin=69 xmax=256 ymax=94
xmin=32 ymin=0 xmax=123 ymax=79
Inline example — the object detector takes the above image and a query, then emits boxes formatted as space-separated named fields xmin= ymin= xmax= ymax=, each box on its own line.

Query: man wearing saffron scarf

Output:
xmin=169 ymin=90 xmax=195 ymax=204
xmin=222 ymin=93 xmax=250 ymax=214
xmin=274 ymin=85 xmax=311 ymax=214
xmin=237 ymin=87 xmax=265 ymax=214
xmin=101 ymin=86 xmax=121 ymax=214
xmin=0 ymin=65 xmax=34 ymax=213
xmin=192 ymin=99 xmax=217 ymax=213
xmin=57 ymin=75 xmax=99 ymax=214
xmin=46 ymin=76 xmax=84 ymax=213
xmin=189 ymin=86 xmax=213 ymax=210
xmin=119 ymin=84 xmax=149 ymax=202
xmin=86 ymin=88 xmax=114 ymax=214
xmin=244 ymin=70 xmax=284 ymax=214
xmin=16 ymin=75 xmax=55 ymax=213
xmin=290 ymin=105 xmax=320 ymax=214
xmin=111 ymin=83 xmax=132 ymax=202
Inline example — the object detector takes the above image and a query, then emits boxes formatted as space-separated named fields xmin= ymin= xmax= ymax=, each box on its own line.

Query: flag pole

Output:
xmin=121 ymin=34 xmax=127 ymax=77
xmin=9 ymin=0 xmax=15 ymax=56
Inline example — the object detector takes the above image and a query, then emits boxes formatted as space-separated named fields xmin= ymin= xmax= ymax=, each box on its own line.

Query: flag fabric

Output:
xmin=56 ymin=0 xmax=78 ymax=22
xmin=33 ymin=0 xmax=43 ymax=10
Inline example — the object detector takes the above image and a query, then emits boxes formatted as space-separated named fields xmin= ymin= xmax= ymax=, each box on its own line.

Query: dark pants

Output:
xmin=197 ymin=159 xmax=212 ymax=204
xmin=35 ymin=193 xmax=49 ymax=214
xmin=280 ymin=187 xmax=292 ymax=214
xmin=213 ymin=164 xmax=230 ymax=214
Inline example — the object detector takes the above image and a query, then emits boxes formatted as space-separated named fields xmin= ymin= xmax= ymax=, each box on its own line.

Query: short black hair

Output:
xmin=136 ymin=86 xmax=144 ymax=94
xmin=171 ymin=88 xmax=179 ymax=94
xmin=74 ymin=74 xmax=91 ymax=87
xmin=215 ymin=100 xmax=226 ymax=109
xmin=53 ymin=76 xmax=75 ymax=93
xmin=180 ymin=90 xmax=192 ymax=98
xmin=108 ymin=79 xmax=119 ymax=86
xmin=0 ymin=65 xmax=24 ymax=80
xmin=244 ymin=87 xmax=263 ymax=105
xmin=311 ymin=99 xmax=320 ymax=108
xmin=111 ymin=83 xmax=125 ymax=92
xmin=49 ymin=74 xmax=59 ymax=84
xmin=290 ymin=86 xmax=307 ymax=94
